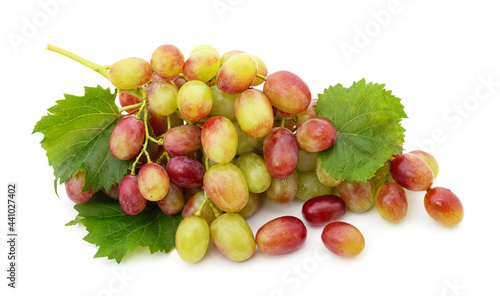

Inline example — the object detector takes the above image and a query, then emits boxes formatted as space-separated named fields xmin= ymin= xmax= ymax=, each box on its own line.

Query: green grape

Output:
xmin=209 ymin=85 xmax=238 ymax=121
xmin=220 ymin=50 xmax=244 ymax=64
xmin=235 ymin=152 xmax=272 ymax=194
xmin=183 ymin=50 xmax=220 ymax=82
xmin=210 ymin=213 xmax=255 ymax=262
xmin=371 ymin=161 xmax=390 ymax=191
xmin=316 ymin=158 xmax=342 ymax=187
xmin=109 ymin=57 xmax=152 ymax=90
xmin=150 ymin=44 xmax=184 ymax=78
xmin=410 ymin=150 xmax=439 ymax=178
xmin=250 ymin=55 xmax=268 ymax=86
xmin=216 ymin=54 xmax=257 ymax=94
xmin=190 ymin=44 xmax=220 ymax=58
xmin=201 ymin=116 xmax=238 ymax=164
xmin=147 ymin=80 xmax=178 ymax=116
xmin=296 ymin=148 xmax=318 ymax=173
xmin=234 ymin=89 xmax=274 ymax=138
xmin=238 ymin=192 xmax=260 ymax=218
xmin=234 ymin=122 xmax=264 ymax=155
xmin=296 ymin=171 xmax=333 ymax=201
xmin=175 ymin=216 xmax=210 ymax=263
xmin=203 ymin=163 xmax=249 ymax=212
xmin=177 ymin=80 xmax=213 ymax=121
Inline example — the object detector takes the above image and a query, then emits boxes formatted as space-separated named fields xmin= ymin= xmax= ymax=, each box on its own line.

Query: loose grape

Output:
xmin=424 ymin=187 xmax=464 ymax=227
xmin=321 ymin=221 xmax=365 ymax=258
xmin=410 ymin=150 xmax=439 ymax=178
xmin=256 ymin=216 xmax=307 ymax=255
xmin=302 ymin=195 xmax=345 ymax=225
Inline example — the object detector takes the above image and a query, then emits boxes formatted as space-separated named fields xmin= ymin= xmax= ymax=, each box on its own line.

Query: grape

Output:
xmin=410 ymin=150 xmax=439 ymax=178
xmin=302 ymin=195 xmax=345 ymax=225
xmin=296 ymin=99 xmax=318 ymax=126
xmin=375 ymin=182 xmax=408 ymax=223
xmin=210 ymin=213 xmax=255 ymax=262
xmin=147 ymin=80 xmax=178 ymax=116
xmin=263 ymin=71 xmax=311 ymax=114
xmin=65 ymin=170 xmax=93 ymax=204
xmin=170 ymin=76 xmax=187 ymax=89
xmin=109 ymin=116 xmax=145 ymax=160
xmin=235 ymin=122 xmax=264 ymax=155
xmin=183 ymin=50 xmax=220 ymax=82
xmin=266 ymin=170 xmax=299 ymax=205
xmin=119 ymin=91 xmax=140 ymax=114
xmin=390 ymin=153 xmax=434 ymax=191
xmin=263 ymin=127 xmax=298 ymax=178
xmin=190 ymin=44 xmax=220 ymax=57
xmin=296 ymin=171 xmax=333 ymax=201
xmin=175 ymin=216 xmax=210 ymax=263
xmin=316 ymin=158 xmax=342 ymax=187
xmin=203 ymin=163 xmax=249 ymax=212
xmin=157 ymin=182 xmax=184 ymax=215
xmin=150 ymin=44 xmax=184 ymax=78
xmin=321 ymin=221 xmax=365 ymax=258
xmin=234 ymin=89 xmax=274 ymax=138
xmin=250 ymin=55 xmax=268 ymax=86
xmin=296 ymin=148 xmax=318 ymax=173
xmin=182 ymin=191 xmax=219 ymax=226
xmin=138 ymin=163 xmax=170 ymax=201
xmin=235 ymin=152 xmax=271 ymax=193
xmin=238 ymin=192 xmax=260 ymax=219
xmin=209 ymin=85 xmax=238 ymax=121
xmin=201 ymin=116 xmax=238 ymax=164
xmin=216 ymin=53 xmax=257 ymax=94
xmin=338 ymin=179 xmax=375 ymax=212
xmin=166 ymin=156 xmax=205 ymax=189
xmin=371 ymin=161 xmax=391 ymax=191
xmin=255 ymin=216 xmax=307 ymax=255
xmin=177 ymin=80 xmax=213 ymax=121
xmin=109 ymin=57 xmax=152 ymax=90
xmin=148 ymin=107 xmax=183 ymax=137
xmin=424 ymin=187 xmax=464 ymax=227
xmin=296 ymin=118 xmax=336 ymax=152
xmin=118 ymin=175 xmax=147 ymax=215
xmin=163 ymin=125 xmax=202 ymax=156
xmin=102 ymin=183 xmax=119 ymax=200
xmin=220 ymin=50 xmax=244 ymax=64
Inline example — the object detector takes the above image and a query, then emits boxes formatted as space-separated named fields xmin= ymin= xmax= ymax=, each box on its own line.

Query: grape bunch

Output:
xmin=62 ymin=44 xmax=464 ymax=263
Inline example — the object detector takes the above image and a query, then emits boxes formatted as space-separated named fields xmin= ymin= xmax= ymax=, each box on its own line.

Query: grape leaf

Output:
xmin=315 ymin=79 xmax=407 ymax=182
xmin=33 ymin=85 xmax=132 ymax=192
xmin=72 ymin=192 xmax=183 ymax=263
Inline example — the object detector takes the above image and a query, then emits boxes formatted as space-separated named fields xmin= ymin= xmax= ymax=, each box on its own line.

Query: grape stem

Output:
xmin=256 ymin=74 xmax=267 ymax=81
xmin=118 ymin=102 xmax=143 ymax=113
xmin=46 ymin=44 xmax=110 ymax=80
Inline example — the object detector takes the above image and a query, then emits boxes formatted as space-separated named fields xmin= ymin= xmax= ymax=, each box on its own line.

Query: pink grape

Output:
xmin=138 ymin=163 xmax=170 ymax=201
xmin=390 ymin=153 xmax=434 ymax=191
xmin=263 ymin=127 xmax=298 ymax=178
xmin=65 ymin=170 xmax=93 ymax=204
xmin=109 ymin=116 xmax=145 ymax=160
xmin=256 ymin=216 xmax=307 ymax=255
xmin=118 ymin=175 xmax=147 ymax=215
xmin=166 ymin=156 xmax=205 ymax=189
xmin=163 ymin=125 xmax=202 ymax=156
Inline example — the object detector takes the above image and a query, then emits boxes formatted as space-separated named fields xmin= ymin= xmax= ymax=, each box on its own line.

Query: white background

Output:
xmin=1 ymin=0 xmax=499 ymax=295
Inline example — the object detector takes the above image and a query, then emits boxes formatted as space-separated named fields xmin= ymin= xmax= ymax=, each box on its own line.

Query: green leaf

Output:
xmin=72 ymin=192 xmax=183 ymax=263
xmin=33 ymin=85 xmax=132 ymax=192
xmin=315 ymin=79 xmax=407 ymax=182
